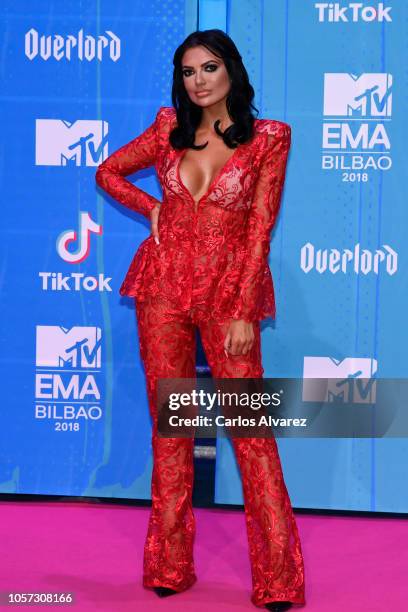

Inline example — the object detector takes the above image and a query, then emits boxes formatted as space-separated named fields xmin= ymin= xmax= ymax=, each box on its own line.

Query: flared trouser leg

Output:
xmin=135 ymin=296 xmax=305 ymax=605
xmin=198 ymin=316 xmax=306 ymax=607
xmin=135 ymin=296 xmax=198 ymax=592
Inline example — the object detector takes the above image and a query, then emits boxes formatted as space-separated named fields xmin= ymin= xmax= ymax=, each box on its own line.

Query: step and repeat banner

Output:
xmin=214 ymin=0 xmax=408 ymax=513
xmin=0 ymin=0 xmax=197 ymax=498
xmin=1 ymin=0 xmax=407 ymax=512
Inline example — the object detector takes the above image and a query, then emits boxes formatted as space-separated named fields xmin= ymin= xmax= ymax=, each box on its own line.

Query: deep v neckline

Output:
xmin=176 ymin=144 xmax=241 ymax=213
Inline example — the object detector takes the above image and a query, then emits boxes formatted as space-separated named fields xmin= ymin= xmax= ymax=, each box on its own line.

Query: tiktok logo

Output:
xmin=315 ymin=3 xmax=392 ymax=22
xmin=56 ymin=211 xmax=102 ymax=263
xmin=40 ymin=211 xmax=111 ymax=292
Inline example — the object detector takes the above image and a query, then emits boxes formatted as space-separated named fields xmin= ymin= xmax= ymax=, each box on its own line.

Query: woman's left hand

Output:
xmin=224 ymin=320 xmax=254 ymax=357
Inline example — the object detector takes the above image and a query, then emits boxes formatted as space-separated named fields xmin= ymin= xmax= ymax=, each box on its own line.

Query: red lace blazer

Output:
xmin=95 ymin=106 xmax=291 ymax=323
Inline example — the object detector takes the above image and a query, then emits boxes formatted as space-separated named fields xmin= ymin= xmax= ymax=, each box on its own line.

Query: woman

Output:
xmin=96 ymin=29 xmax=305 ymax=611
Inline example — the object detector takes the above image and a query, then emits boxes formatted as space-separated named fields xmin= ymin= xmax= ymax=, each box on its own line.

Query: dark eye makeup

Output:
xmin=182 ymin=63 xmax=219 ymax=77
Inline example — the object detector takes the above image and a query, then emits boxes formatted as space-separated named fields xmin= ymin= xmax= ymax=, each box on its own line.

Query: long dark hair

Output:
xmin=169 ymin=29 xmax=258 ymax=151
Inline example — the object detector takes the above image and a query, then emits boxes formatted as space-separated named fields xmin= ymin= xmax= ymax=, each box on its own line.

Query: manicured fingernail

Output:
xmin=154 ymin=236 xmax=159 ymax=245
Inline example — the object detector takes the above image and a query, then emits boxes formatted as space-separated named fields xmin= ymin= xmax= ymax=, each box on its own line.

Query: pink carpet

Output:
xmin=0 ymin=501 xmax=406 ymax=610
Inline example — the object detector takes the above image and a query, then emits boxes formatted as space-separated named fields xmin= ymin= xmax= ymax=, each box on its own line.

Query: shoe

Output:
xmin=153 ymin=586 xmax=178 ymax=598
xmin=264 ymin=602 xmax=293 ymax=611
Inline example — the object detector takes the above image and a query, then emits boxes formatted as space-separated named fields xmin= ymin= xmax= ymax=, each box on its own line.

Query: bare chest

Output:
xmin=178 ymin=138 xmax=237 ymax=205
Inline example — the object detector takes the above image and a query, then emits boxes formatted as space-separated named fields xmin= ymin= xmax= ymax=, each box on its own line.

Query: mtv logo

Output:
xmin=302 ymin=356 xmax=377 ymax=404
xmin=323 ymin=73 xmax=392 ymax=117
xmin=35 ymin=119 xmax=108 ymax=166
xmin=36 ymin=325 xmax=102 ymax=368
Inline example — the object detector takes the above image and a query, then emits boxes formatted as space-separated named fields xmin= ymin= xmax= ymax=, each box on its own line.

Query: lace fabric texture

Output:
xmin=95 ymin=106 xmax=291 ymax=323
xmin=135 ymin=296 xmax=305 ymax=606
xmin=96 ymin=108 xmax=305 ymax=605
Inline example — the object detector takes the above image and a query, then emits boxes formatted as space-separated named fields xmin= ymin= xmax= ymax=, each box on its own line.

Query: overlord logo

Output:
xmin=315 ymin=3 xmax=392 ymax=22
xmin=25 ymin=28 xmax=121 ymax=61
xmin=300 ymin=242 xmax=398 ymax=275
xmin=35 ymin=119 xmax=108 ymax=167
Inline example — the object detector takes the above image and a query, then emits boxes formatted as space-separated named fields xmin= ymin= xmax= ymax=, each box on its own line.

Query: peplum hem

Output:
xmin=119 ymin=236 xmax=276 ymax=323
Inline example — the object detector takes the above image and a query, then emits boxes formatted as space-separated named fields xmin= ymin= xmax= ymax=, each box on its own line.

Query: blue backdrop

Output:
xmin=1 ymin=0 xmax=407 ymax=512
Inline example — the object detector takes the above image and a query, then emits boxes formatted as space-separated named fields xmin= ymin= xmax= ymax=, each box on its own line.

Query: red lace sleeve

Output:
xmin=231 ymin=122 xmax=291 ymax=322
xmin=95 ymin=107 xmax=163 ymax=218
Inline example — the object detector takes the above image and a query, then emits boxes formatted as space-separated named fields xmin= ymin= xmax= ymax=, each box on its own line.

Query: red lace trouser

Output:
xmin=135 ymin=296 xmax=305 ymax=607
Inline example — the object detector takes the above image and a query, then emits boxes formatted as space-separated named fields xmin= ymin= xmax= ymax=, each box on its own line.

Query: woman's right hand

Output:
xmin=150 ymin=202 xmax=161 ymax=245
